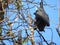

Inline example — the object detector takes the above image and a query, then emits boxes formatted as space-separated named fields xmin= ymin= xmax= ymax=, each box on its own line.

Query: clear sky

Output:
xmin=42 ymin=0 xmax=60 ymax=45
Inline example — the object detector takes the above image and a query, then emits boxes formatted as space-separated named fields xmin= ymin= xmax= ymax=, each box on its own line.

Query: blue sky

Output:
xmin=42 ymin=0 xmax=60 ymax=45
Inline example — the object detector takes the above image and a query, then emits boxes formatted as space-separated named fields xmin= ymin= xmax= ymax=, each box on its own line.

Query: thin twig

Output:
xmin=37 ymin=30 xmax=49 ymax=45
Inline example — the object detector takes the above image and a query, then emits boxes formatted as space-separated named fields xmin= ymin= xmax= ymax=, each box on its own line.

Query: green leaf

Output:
xmin=0 ymin=24 xmax=2 ymax=30
xmin=6 ymin=31 xmax=10 ymax=34
xmin=22 ymin=37 xmax=29 ymax=44
xmin=11 ymin=33 xmax=14 ymax=36
xmin=14 ymin=0 xmax=22 ymax=10
xmin=0 ymin=28 xmax=2 ymax=31
xmin=0 ymin=24 xmax=2 ymax=36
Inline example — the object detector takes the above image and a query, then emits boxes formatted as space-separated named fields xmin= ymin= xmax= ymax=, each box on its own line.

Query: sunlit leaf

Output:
xmin=0 ymin=25 xmax=2 ymax=30
xmin=7 ymin=22 xmax=12 ymax=26
xmin=22 ymin=37 xmax=29 ymax=44
xmin=14 ymin=0 xmax=22 ymax=10
xmin=6 ymin=30 xmax=14 ymax=37
xmin=0 ymin=24 xmax=2 ymax=36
